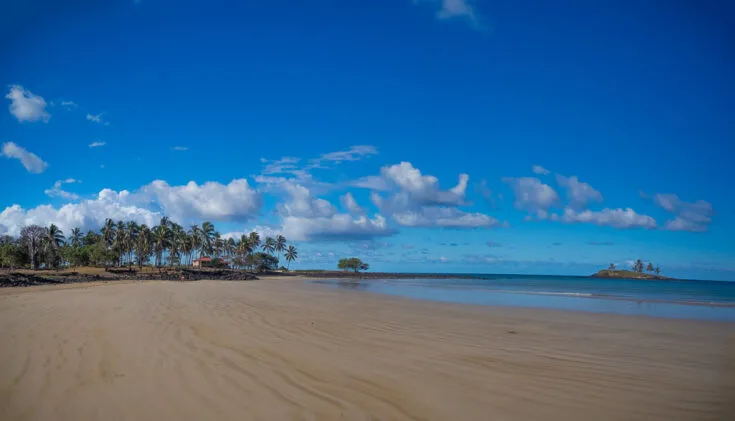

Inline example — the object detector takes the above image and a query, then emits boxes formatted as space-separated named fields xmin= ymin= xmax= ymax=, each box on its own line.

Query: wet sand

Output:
xmin=1 ymin=278 xmax=733 ymax=420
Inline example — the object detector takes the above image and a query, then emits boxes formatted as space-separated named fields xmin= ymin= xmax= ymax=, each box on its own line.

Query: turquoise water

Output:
xmin=311 ymin=275 xmax=735 ymax=321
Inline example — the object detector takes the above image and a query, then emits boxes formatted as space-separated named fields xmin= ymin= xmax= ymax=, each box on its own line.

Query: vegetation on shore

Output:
xmin=337 ymin=257 xmax=369 ymax=273
xmin=0 ymin=218 xmax=298 ymax=273
xmin=592 ymin=260 xmax=671 ymax=280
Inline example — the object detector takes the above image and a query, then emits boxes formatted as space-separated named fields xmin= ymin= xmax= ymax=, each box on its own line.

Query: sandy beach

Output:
xmin=1 ymin=278 xmax=733 ymax=421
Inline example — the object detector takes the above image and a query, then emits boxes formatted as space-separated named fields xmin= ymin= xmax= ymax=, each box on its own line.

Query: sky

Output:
xmin=1 ymin=0 xmax=734 ymax=280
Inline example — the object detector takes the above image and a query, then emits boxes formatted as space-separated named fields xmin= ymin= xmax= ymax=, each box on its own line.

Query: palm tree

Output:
xmin=45 ymin=224 xmax=65 ymax=268
xmin=225 ymin=237 xmax=236 ymax=259
xmin=101 ymin=218 xmax=116 ymax=248
xmin=654 ymin=266 xmax=661 ymax=275
xmin=248 ymin=231 xmax=260 ymax=251
xmin=236 ymin=235 xmax=252 ymax=269
xmin=285 ymin=245 xmax=297 ymax=270
xmin=608 ymin=263 xmax=616 ymax=270
xmin=275 ymin=234 xmax=287 ymax=262
xmin=646 ymin=262 xmax=654 ymax=273
xmin=263 ymin=236 xmax=276 ymax=256
xmin=70 ymin=227 xmax=83 ymax=248
xmin=113 ymin=220 xmax=126 ymax=266
xmin=189 ymin=225 xmax=201 ymax=264
xmin=47 ymin=224 xmax=65 ymax=248
xmin=125 ymin=221 xmax=139 ymax=267
xmin=135 ymin=225 xmax=152 ymax=269
xmin=201 ymin=221 xmax=216 ymax=256
xmin=152 ymin=224 xmax=170 ymax=267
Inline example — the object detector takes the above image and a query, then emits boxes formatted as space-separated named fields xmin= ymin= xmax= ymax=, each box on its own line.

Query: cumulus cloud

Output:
xmin=503 ymin=177 xmax=559 ymax=216
xmin=555 ymin=174 xmax=603 ymax=209
xmin=282 ymin=214 xmax=394 ymax=241
xmin=276 ymin=182 xmax=394 ymax=241
xmin=1 ymin=178 xmax=264 ymax=236
xmin=391 ymin=206 xmax=500 ymax=228
xmin=359 ymin=162 xmax=498 ymax=229
xmin=5 ymin=85 xmax=50 ymax=122
xmin=340 ymin=192 xmax=364 ymax=214
xmin=139 ymin=179 xmax=261 ymax=222
xmin=0 ymin=189 xmax=160 ymax=237
xmin=44 ymin=178 xmax=81 ymax=200
xmin=653 ymin=193 xmax=714 ymax=232
xmin=1 ymin=142 xmax=48 ymax=173
xmin=553 ymin=207 xmax=656 ymax=229
xmin=88 ymin=141 xmax=106 ymax=148
xmin=221 ymin=225 xmax=283 ymax=241
xmin=532 ymin=165 xmax=550 ymax=175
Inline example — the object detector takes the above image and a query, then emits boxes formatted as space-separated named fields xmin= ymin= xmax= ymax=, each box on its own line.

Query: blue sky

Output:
xmin=1 ymin=0 xmax=734 ymax=280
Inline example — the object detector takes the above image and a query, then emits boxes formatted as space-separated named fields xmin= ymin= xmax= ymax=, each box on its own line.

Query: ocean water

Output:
xmin=311 ymin=275 xmax=735 ymax=321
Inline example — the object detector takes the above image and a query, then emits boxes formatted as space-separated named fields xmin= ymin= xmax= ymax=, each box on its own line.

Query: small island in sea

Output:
xmin=590 ymin=269 xmax=673 ymax=280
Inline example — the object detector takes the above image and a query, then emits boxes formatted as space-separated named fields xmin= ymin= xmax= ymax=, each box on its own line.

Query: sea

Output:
xmin=311 ymin=274 xmax=735 ymax=321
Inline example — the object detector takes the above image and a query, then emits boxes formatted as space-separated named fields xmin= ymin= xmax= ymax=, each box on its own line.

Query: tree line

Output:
xmin=0 ymin=217 xmax=298 ymax=272
xmin=608 ymin=260 xmax=661 ymax=275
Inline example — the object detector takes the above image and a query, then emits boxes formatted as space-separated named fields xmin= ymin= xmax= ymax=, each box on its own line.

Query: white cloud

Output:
xmin=86 ymin=113 xmax=108 ymax=125
xmin=1 ymin=142 xmax=48 ymax=174
xmin=88 ymin=141 xmax=106 ymax=148
xmin=276 ymin=182 xmax=394 ymax=241
xmin=392 ymin=206 xmax=500 ymax=228
xmin=340 ymin=192 xmax=364 ymax=214
xmin=351 ymin=175 xmax=392 ymax=191
xmin=359 ymin=162 xmax=497 ymax=228
xmin=358 ymin=162 xmax=469 ymax=206
xmin=0 ymin=189 xmax=160 ymax=237
xmin=532 ymin=165 xmax=550 ymax=175
xmin=556 ymin=174 xmax=603 ymax=209
xmin=171 ymin=146 xmax=189 ymax=151
xmin=221 ymin=225 xmax=283 ymax=241
xmin=139 ymin=179 xmax=261 ymax=222
xmin=60 ymin=100 xmax=77 ymax=110
xmin=0 ymin=178 xmax=264 ymax=236
xmin=5 ymin=85 xmax=50 ymax=123
xmin=44 ymin=178 xmax=81 ymax=200
xmin=653 ymin=193 xmax=714 ymax=232
xmin=438 ymin=0 xmax=476 ymax=19
xmin=310 ymin=145 xmax=378 ymax=166
xmin=282 ymin=214 xmax=394 ymax=242
xmin=503 ymin=177 xmax=559 ymax=213
xmin=553 ymin=207 xmax=657 ymax=229
xmin=258 ymin=146 xmax=376 ymax=193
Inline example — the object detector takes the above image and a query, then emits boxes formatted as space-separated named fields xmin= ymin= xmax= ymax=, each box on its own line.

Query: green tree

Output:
xmin=262 ymin=236 xmax=276 ymax=256
xmin=608 ymin=263 xmax=616 ymax=270
xmin=70 ymin=227 xmax=83 ymax=248
xmin=275 ymin=235 xmax=287 ymax=262
xmin=285 ymin=245 xmax=298 ymax=270
xmin=251 ymin=252 xmax=278 ymax=272
xmin=338 ymin=257 xmax=369 ymax=273
xmin=654 ymin=266 xmax=661 ymax=275
xmin=646 ymin=262 xmax=654 ymax=273
xmin=633 ymin=259 xmax=644 ymax=273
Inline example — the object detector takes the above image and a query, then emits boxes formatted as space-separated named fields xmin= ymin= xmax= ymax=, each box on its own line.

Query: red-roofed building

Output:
xmin=192 ymin=256 xmax=212 ymax=268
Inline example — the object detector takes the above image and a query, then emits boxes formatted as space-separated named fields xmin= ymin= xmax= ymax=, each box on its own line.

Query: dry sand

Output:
xmin=1 ymin=278 xmax=734 ymax=421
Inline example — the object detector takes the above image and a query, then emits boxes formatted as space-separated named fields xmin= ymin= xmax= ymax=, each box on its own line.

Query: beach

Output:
xmin=1 ymin=278 xmax=733 ymax=421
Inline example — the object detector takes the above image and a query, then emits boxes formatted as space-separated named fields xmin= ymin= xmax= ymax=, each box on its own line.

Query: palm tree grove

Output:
xmin=0 ymin=218 xmax=298 ymax=273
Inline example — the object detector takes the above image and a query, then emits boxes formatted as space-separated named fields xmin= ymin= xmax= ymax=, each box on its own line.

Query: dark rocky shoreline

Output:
xmin=0 ymin=269 xmax=258 ymax=288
